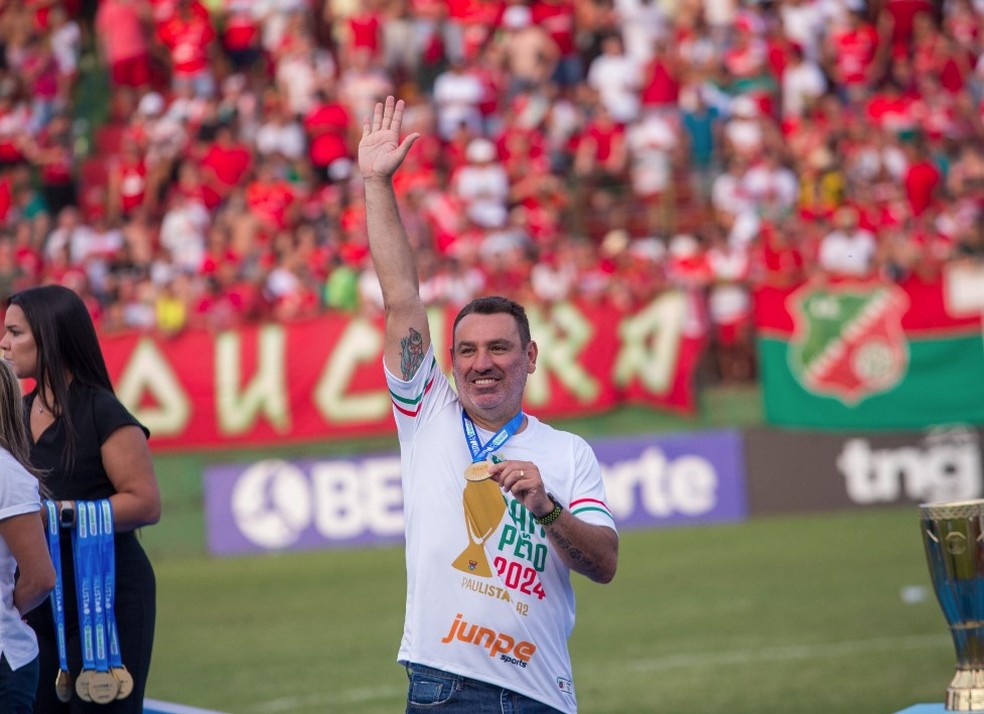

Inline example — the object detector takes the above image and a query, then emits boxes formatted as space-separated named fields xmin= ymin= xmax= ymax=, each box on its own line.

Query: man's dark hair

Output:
xmin=452 ymin=296 xmax=532 ymax=347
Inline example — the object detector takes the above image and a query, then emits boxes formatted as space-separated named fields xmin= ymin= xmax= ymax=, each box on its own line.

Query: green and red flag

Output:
xmin=754 ymin=271 xmax=984 ymax=429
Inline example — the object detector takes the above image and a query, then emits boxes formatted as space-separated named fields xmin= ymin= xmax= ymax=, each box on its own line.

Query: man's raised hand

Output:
xmin=359 ymin=96 xmax=420 ymax=181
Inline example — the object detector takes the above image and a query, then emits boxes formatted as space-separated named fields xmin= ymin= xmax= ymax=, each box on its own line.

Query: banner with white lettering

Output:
xmin=204 ymin=430 xmax=747 ymax=556
xmin=98 ymin=296 xmax=703 ymax=450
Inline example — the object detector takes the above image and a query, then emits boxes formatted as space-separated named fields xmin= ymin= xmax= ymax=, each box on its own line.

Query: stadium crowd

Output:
xmin=0 ymin=0 xmax=982 ymax=384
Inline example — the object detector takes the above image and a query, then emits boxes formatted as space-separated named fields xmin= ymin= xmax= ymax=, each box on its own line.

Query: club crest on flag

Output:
xmin=786 ymin=283 xmax=910 ymax=405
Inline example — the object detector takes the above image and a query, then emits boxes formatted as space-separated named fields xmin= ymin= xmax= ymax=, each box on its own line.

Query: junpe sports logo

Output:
xmin=441 ymin=613 xmax=536 ymax=668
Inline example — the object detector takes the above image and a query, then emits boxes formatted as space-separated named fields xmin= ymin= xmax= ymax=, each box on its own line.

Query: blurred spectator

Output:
xmin=157 ymin=0 xmax=218 ymax=98
xmin=778 ymin=0 xmax=825 ymax=61
xmin=954 ymin=215 xmax=984 ymax=262
xmin=0 ymin=0 xmax=979 ymax=392
xmin=901 ymin=134 xmax=943 ymax=218
xmin=19 ymin=32 xmax=59 ymax=133
xmin=496 ymin=4 xmax=560 ymax=99
xmin=254 ymin=93 xmax=306 ymax=164
xmin=532 ymin=0 xmax=581 ymax=89
xmin=337 ymin=45 xmax=394 ymax=127
xmin=276 ymin=29 xmax=337 ymax=118
xmin=198 ymin=120 xmax=253 ymax=210
xmin=218 ymin=0 xmax=265 ymax=77
xmin=781 ymin=43 xmax=826 ymax=119
xmin=586 ymin=33 xmax=641 ymax=124
xmin=22 ymin=111 xmax=75 ymax=217
xmin=303 ymin=90 xmax=353 ymax=184
xmin=742 ymin=150 xmax=798 ymax=220
xmin=706 ymin=226 xmax=754 ymax=383
xmin=626 ymin=108 xmax=677 ymax=236
xmin=48 ymin=4 xmax=81 ymax=107
xmin=159 ymin=190 xmax=210 ymax=273
xmin=823 ymin=6 xmax=881 ymax=105
xmin=106 ymin=135 xmax=150 ymax=221
xmin=432 ymin=55 xmax=486 ymax=140
xmin=244 ymin=157 xmax=300 ymax=235
xmin=817 ymin=204 xmax=878 ymax=277
xmin=95 ymin=0 xmax=154 ymax=93
xmin=451 ymin=137 xmax=510 ymax=230
xmin=639 ymin=36 xmax=681 ymax=114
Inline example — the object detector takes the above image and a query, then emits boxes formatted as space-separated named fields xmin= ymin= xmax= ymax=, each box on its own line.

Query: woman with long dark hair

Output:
xmin=1 ymin=285 xmax=160 ymax=713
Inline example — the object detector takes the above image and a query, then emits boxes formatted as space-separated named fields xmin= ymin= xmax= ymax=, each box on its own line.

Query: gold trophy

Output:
xmin=920 ymin=499 xmax=984 ymax=711
xmin=453 ymin=463 xmax=506 ymax=577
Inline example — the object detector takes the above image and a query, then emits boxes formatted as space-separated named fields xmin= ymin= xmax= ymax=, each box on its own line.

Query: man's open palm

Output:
xmin=359 ymin=96 xmax=419 ymax=180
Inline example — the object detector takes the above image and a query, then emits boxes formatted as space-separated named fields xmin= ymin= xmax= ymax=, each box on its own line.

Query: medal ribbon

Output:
xmin=461 ymin=410 xmax=524 ymax=463
xmin=87 ymin=501 xmax=111 ymax=673
xmin=98 ymin=499 xmax=124 ymax=670
xmin=43 ymin=500 xmax=70 ymax=675
xmin=72 ymin=503 xmax=102 ymax=673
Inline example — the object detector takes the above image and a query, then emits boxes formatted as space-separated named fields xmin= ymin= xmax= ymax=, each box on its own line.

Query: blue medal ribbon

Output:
xmin=72 ymin=503 xmax=98 ymax=672
xmin=97 ymin=499 xmax=124 ymax=670
xmin=86 ymin=501 xmax=111 ymax=673
xmin=461 ymin=410 xmax=524 ymax=463
xmin=43 ymin=500 xmax=70 ymax=675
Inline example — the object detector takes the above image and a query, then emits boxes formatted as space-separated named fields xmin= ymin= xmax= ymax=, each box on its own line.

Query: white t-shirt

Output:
xmin=387 ymin=346 xmax=616 ymax=713
xmin=782 ymin=61 xmax=827 ymax=118
xmin=452 ymin=163 xmax=510 ymax=228
xmin=586 ymin=53 xmax=641 ymax=124
xmin=818 ymin=228 xmax=878 ymax=276
xmin=432 ymin=71 xmax=485 ymax=140
xmin=0 ymin=450 xmax=42 ymax=671
xmin=627 ymin=115 xmax=675 ymax=195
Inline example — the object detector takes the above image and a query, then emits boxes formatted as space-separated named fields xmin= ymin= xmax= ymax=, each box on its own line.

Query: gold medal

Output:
xmin=87 ymin=670 xmax=120 ymax=704
xmin=112 ymin=666 xmax=134 ymax=700
xmin=464 ymin=461 xmax=492 ymax=482
xmin=75 ymin=669 xmax=93 ymax=702
xmin=55 ymin=668 xmax=73 ymax=703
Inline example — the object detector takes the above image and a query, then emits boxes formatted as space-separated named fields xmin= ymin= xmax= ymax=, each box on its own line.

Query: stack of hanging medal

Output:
xmin=44 ymin=499 xmax=134 ymax=704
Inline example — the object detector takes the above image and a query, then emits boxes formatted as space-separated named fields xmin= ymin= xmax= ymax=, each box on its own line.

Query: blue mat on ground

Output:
xmin=894 ymin=705 xmax=984 ymax=714
xmin=144 ymin=699 xmax=231 ymax=714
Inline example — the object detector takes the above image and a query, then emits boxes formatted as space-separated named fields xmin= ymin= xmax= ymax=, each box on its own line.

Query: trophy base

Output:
xmin=947 ymin=668 xmax=984 ymax=711
xmin=452 ymin=544 xmax=492 ymax=577
xmin=949 ymin=691 xmax=984 ymax=712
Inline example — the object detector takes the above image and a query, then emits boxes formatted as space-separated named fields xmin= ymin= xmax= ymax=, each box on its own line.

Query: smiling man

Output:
xmin=359 ymin=96 xmax=619 ymax=714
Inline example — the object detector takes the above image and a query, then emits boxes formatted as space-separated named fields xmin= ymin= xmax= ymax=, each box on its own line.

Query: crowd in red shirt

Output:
xmin=0 ymin=0 xmax=982 ymax=384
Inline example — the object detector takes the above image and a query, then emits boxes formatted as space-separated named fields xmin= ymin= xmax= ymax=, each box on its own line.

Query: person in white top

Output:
xmin=0 ymin=359 xmax=55 ymax=712
xmin=585 ymin=34 xmax=642 ymax=124
xmin=817 ymin=205 xmax=879 ymax=276
xmin=781 ymin=44 xmax=827 ymax=119
xmin=359 ymin=96 xmax=618 ymax=713
xmin=451 ymin=139 xmax=511 ymax=229
xmin=432 ymin=59 xmax=486 ymax=140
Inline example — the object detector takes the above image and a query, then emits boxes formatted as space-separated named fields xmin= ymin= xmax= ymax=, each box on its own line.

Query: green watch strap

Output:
xmin=534 ymin=495 xmax=563 ymax=526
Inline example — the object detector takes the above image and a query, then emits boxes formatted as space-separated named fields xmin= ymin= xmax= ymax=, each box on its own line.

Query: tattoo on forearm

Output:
xmin=400 ymin=328 xmax=425 ymax=380
xmin=548 ymin=528 xmax=599 ymax=577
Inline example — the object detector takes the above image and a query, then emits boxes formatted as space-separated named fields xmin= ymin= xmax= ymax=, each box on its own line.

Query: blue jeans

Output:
xmin=405 ymin=662 xmax=562 ymax=713
xmin=0 ymin=653 xmax=39 ymax=714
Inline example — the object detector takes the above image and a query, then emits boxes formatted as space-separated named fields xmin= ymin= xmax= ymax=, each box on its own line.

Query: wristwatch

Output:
xmin=533 ymin=494 xmax=563 ymax=526
xmin=59 ymin=501 xmax=76 ymax=529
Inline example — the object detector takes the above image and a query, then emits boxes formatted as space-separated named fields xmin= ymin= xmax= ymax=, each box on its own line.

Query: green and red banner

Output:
xmin=754 ymin=265 xmax=984 ymax=429
xmin=96 ymin=293 xmax=704 ymax=451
